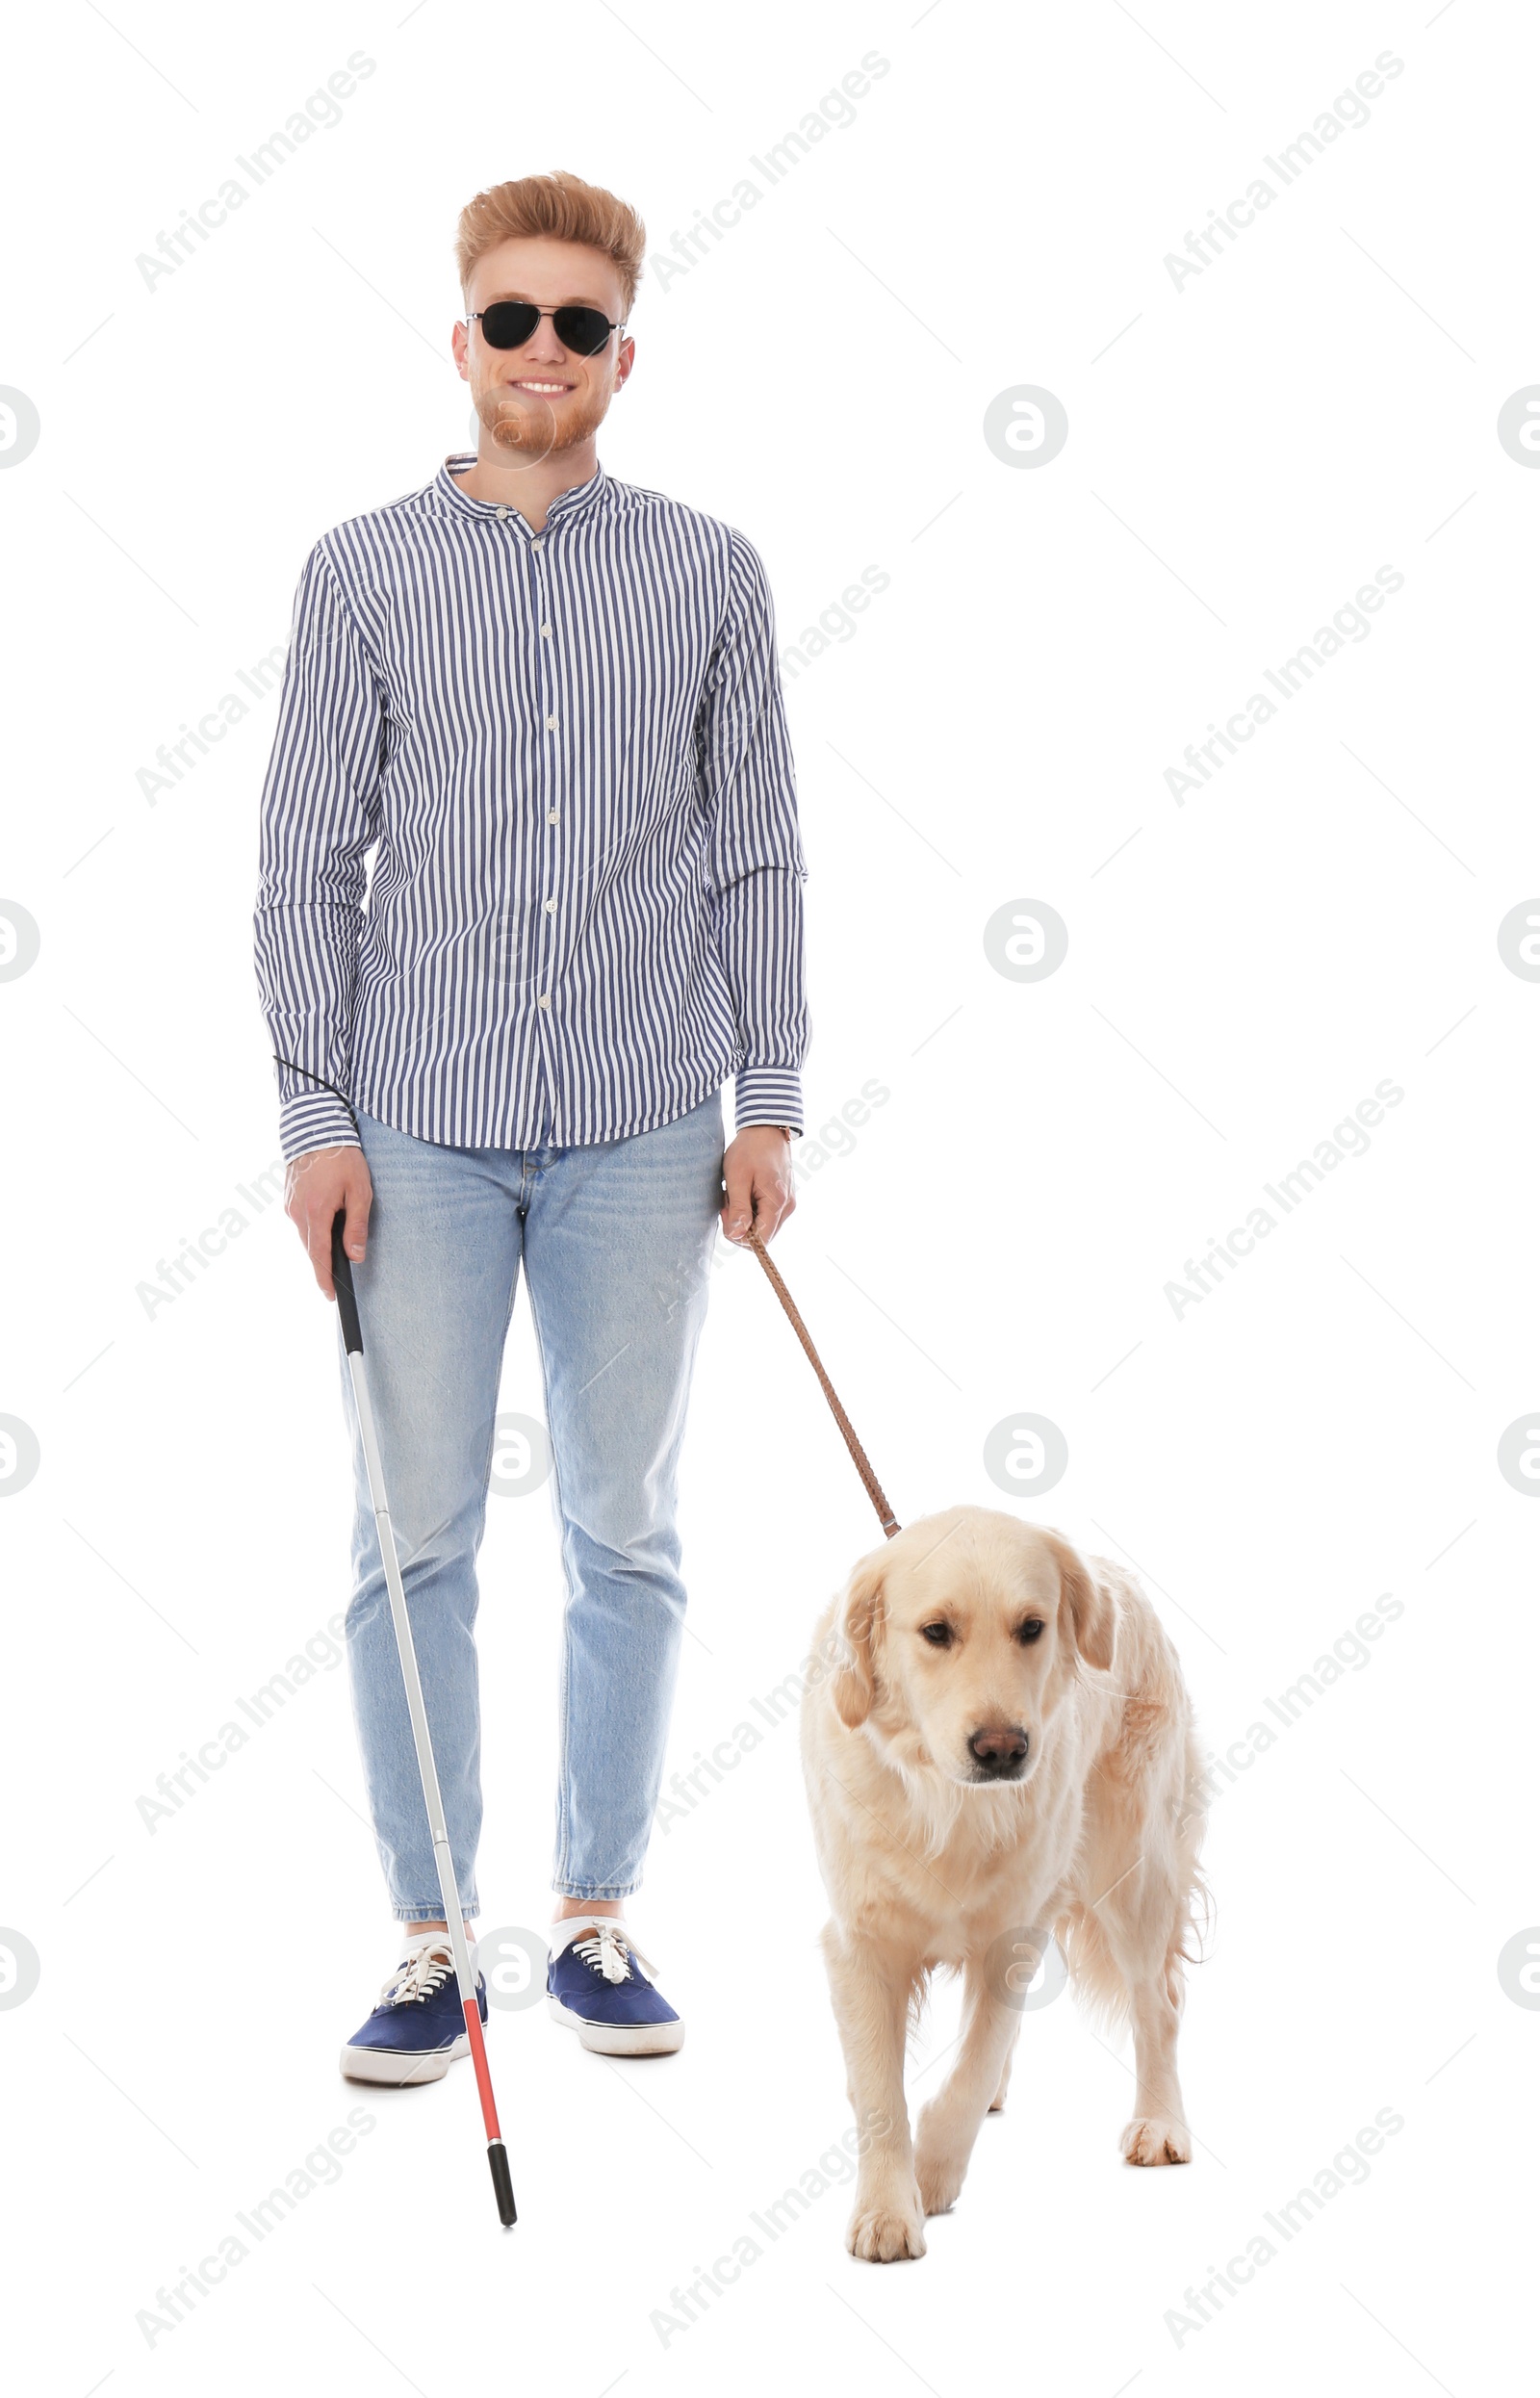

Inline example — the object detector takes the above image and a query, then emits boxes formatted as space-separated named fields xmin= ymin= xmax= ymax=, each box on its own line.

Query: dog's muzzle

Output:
xmin=966 ymin=1723 xmax=1030 ymax=1780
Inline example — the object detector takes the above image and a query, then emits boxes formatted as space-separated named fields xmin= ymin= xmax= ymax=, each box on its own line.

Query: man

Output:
xmin=253 ymin=170 xmax=808 ymax=2080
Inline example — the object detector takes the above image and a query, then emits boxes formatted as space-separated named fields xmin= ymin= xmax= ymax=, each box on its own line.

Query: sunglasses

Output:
xmin=464 ymin=302 xmax=625 ymax=357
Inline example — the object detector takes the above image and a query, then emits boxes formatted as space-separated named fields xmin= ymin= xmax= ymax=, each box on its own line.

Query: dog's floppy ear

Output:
xmin=1043 ymin=1531 xmax=1116 ymax=1672
xmin=831 ymin=1548 xmax=887 ymax=1727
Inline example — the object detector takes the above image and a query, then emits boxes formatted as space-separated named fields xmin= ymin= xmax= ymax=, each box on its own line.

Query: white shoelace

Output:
xmin=378 ymin=1936 xmax=457 ymax=2008
xmin=570 ymin=1922 xmax=656 ymax=1986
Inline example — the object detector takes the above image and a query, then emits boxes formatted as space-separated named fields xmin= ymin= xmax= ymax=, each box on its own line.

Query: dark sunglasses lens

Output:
xmin=552 ymin=307 xmax=613 ymax=355
xmin=479 ymin=302 xmax=542 ymax=348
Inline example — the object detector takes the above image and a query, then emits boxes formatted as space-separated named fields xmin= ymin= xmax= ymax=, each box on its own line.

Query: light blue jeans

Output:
xmin=338 ymin=1089 xmax=725 ymax=1917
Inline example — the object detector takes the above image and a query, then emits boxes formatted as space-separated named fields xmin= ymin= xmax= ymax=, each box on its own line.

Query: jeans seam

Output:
xmin=426 ymin=1203 xmax=520 ymax=1924
xmin=525 ymin=1268 xmax=574 ymax=1890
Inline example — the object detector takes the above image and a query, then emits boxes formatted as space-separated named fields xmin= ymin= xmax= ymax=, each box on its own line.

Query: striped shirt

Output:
xmin=253 ymin=452 xmax=809 ymax=1161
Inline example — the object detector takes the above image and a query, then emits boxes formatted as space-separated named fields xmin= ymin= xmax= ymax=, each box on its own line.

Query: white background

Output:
xmin=2 ymin=1 xmax=1532 ymax=2389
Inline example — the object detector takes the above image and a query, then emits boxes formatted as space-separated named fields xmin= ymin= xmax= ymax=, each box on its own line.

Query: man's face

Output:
xmin=453 ymin=236 xmax=632 ymax=464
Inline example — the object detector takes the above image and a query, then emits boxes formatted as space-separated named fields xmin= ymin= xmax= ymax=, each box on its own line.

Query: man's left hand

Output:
xmin=721 ymin=1125 xmax=796 ymax=1246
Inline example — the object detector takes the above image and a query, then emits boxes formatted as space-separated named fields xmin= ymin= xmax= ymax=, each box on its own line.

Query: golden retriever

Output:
xmin=800 ymin=1504 xmax=1208 ymax=2260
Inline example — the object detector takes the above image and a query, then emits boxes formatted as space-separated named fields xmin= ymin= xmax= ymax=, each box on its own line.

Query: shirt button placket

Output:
xmin=534 ymin=529 xmax=557 ymax=1137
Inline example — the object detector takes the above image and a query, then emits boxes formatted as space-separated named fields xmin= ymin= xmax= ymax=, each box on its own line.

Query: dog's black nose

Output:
xmin=968 ymin=1724 xmax=1029 ymax=1774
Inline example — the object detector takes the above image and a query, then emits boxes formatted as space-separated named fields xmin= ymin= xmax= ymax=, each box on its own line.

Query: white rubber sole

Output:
xmin=339 ymin=2030 xmax=469 ymax=2086
xmin=546 ymin=1993 xmax=685 ymax=2055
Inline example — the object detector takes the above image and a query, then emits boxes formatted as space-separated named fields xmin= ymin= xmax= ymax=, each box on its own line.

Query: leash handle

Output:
xmin=743 ymin=1224 xmax=900 ymax=1539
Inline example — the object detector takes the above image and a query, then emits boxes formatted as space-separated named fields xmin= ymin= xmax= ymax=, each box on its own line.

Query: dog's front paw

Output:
xmin=1121 ymin=2114 xmax=1192 ymax=2166
xmin=846 ymin=2185 xmax=927 ymax=2261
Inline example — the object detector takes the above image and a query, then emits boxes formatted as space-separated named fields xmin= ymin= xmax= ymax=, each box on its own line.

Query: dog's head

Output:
xmin=829 ymin=1506 xmax=1115 ymax=1787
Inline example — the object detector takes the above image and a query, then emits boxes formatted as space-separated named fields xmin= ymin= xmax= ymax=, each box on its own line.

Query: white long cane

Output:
xmin=331 ymin=1210 xmax=517 ymax=2228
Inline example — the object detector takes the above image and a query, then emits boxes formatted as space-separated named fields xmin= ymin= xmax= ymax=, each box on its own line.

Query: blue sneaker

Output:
xmin=341 ymin=1933 xmax=488 ymax=2086
xmin=547 ymin=1920 xmax=684 ymax=2055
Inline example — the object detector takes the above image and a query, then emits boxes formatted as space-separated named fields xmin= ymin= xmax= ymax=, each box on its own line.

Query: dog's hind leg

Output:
xmin=988 ymin=2022 xmax=1021 ymax=2112
xmin=913 ymin=1956 xmax=1024 ymax=2213
xmin=1091 ymin=1865 xmax=1194 ymax=2166
xmin=1120 ymin=1961 xmax=1191 ymax=2165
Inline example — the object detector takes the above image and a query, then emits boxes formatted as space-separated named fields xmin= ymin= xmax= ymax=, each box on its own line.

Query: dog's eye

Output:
xmin=920 ymin=1622 xmax=953 ymax=1648
xmin=1015 ymin=1619 xmax=1046 ymax=1644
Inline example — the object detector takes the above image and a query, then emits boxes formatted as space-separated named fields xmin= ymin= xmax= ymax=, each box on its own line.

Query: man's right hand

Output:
xmin=286 ymin=1145 xmax=375 ymax=1300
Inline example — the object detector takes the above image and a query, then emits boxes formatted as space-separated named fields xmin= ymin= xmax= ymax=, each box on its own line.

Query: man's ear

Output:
xmin=832 ymin=1548 xmax=887 ymax=1727
xmin=1043 ymin=1530 xmax=1116 ymax=1673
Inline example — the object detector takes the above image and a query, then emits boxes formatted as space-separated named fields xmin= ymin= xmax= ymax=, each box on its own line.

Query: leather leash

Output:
xmin=743 ymin=1224 xmax=900 ymax=1539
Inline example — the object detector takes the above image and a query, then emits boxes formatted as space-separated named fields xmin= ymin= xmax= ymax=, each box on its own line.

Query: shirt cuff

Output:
xmin=733 ymin=1066 xmax=804 ymax=1137
xmin=279 ymin=1092 xmax=363 ymax=1163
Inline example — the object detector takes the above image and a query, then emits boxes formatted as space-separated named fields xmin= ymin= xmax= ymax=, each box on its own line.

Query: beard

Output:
xmin=478 ymin=378 xmax=609 ymax=462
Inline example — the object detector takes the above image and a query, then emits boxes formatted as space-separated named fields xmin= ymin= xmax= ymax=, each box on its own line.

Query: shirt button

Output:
xmin=547 ymin=810 xmax=559 ymax=825
xmin=544 ymin=897 xmax=556 ymax=913
xmin=531 ymin=537 xmax=544 ymax=552
xmin=540 ymin=623 xmax=552 ymax=637
xmin=496 ymin=505 xmax=509 ymax=519
xmin=546 ymin=712 xmax=558 ymax=730
xmin=537 ymin=993 xmax=552 ymax=1009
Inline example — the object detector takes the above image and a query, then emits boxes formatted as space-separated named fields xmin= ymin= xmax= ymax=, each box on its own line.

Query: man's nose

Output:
xmin=967 ymin=1723 xmax=1029 ymax=1773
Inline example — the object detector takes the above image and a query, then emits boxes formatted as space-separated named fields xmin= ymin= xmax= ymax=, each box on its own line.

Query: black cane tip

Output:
xmin=488 ymin=2140 xmax=517 ymax=2227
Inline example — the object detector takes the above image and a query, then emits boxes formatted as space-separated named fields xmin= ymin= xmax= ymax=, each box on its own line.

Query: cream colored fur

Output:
xmin=800 ymin=1504 xmax=1208 ymax=2261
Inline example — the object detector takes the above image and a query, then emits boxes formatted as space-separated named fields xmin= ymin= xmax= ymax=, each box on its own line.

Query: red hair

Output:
xmin=455 ymin=170 xmax=646 ymax=314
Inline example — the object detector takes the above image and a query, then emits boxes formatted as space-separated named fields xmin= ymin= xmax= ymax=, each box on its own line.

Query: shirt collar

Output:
xmin=434 ymin=452 xmax=607 ymax=529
